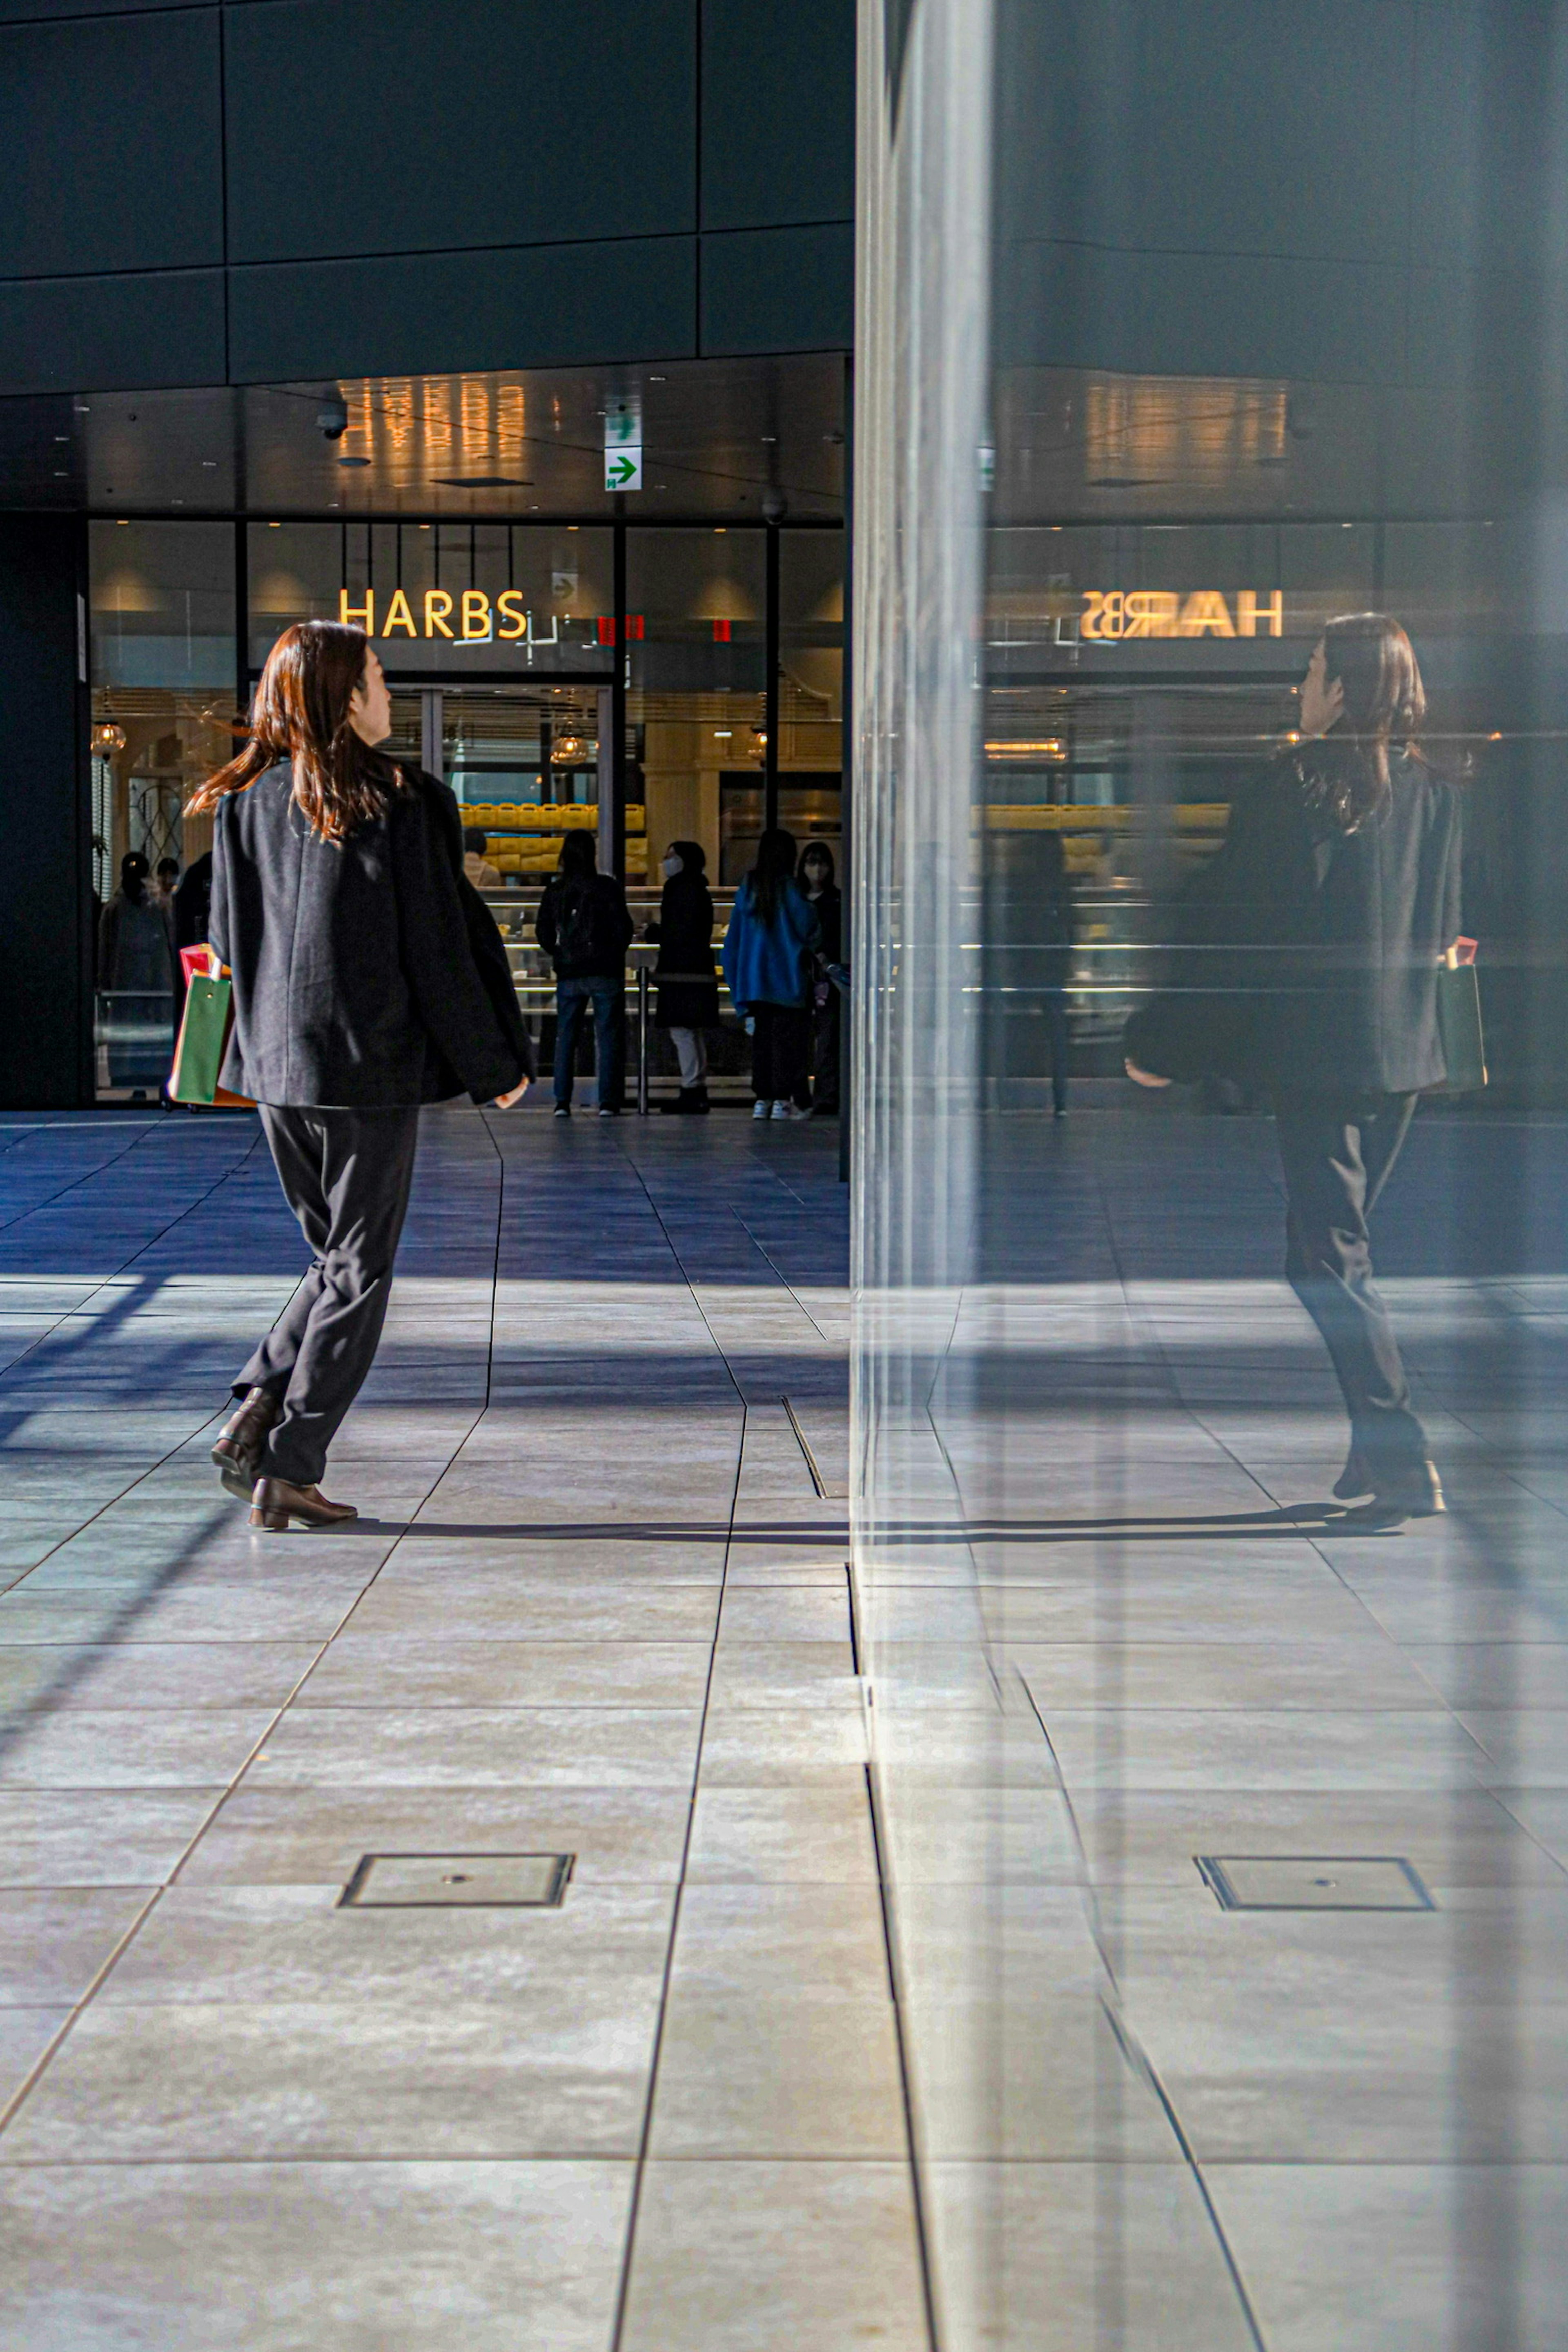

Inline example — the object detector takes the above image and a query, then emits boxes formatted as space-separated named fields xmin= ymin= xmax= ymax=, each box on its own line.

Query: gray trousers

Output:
xmin=238 ymin=1105 xmax=421 ymax=1488
xmin=1274 ymin=1092 xmax=1428 ymax=1478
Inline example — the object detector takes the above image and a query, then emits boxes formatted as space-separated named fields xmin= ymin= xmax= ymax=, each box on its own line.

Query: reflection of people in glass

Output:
xmin=1127 ymin=614 xmax=1463 ymax=1528
xmin=1036 ymin=829 xmax=1074 ymax=1119
xmin=98 ymin=851 xmax=175 ymax=993
xmin=797 ymin=840 xmax=842 ymax=1115
xmin=647 ymin=840 xmax=718 ymax=1115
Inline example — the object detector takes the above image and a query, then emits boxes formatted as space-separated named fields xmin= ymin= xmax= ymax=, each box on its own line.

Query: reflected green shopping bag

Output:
xmin=1436 ymin=939 xmax=1487 ymax=1094
xmin=169 ymin=962 xmax=250 ymax=1106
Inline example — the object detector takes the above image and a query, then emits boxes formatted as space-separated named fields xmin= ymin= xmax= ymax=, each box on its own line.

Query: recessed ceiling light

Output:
xmin=202 ymin=460 xmax=217 ymax=468
xmin=432 ymin=474 xmax=530 ymax=488
xmin=339 ymin=456 xmax=371 ymax=469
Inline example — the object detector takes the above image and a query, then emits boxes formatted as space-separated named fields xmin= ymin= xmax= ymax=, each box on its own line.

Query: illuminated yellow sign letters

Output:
xmin=1080 ymin=588 xmax=1283 ymax=641
xmin=341 ymin=586 xmax=551 ymax=644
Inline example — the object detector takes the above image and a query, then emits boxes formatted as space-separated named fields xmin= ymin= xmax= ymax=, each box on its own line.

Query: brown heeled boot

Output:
xmin=213 ymin=1387 xmax=281 ymax=1500
xmin=249 ymin=1477 xmax=359 ymax=1532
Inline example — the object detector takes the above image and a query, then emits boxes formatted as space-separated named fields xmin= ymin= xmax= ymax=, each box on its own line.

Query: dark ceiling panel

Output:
xmin=226 ymin=0 xmax=696 ymax=263
xmin=228 ymin=237 xmax=699 ymax=386
xmin=0 ymin=9 xmax=222 ymax=275
xmin=702 ymin=226 xmax=853 ymax=357
xmin=0 ymin=270 xmax=226 ymax=399
xmin=701 ymin=0 xmax=854 ymax=231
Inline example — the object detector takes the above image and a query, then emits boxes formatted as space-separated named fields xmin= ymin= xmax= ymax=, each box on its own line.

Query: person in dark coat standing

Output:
xmin=798 ymin=841 xmax=843 ymax=1116
xmin=647 ymin=839 xmax=719 ymax=1114
xmin=535 ymin=828 xmax=635 ymax=1117
xmin=722 ymin=826 xmax=822 ymax=1120
xmin=1036 ymin=829 xmax=1074 ymax=1118
xmin=191 ymin=620 xmax=531 ymax=1531
xmin=98 ymin=851 xmax=176 ymax=995
xmin=1125 ymin=612 xmax=1463 ymax=1529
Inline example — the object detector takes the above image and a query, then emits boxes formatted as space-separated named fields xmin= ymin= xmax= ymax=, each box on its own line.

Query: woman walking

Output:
xmin=1125 ymin=613 xmax=1462 ymax=1530
xmin=722 ymin=826 xmax=821 ymax=1120
xmin=648 ymin=839 xmax=719 ymax=1114
xmin=190 ymin=620 xmax=531 ymax=1531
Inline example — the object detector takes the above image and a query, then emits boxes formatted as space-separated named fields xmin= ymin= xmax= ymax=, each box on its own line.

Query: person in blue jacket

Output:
xmin=722 ymin=826 xmax=821 ymax=1120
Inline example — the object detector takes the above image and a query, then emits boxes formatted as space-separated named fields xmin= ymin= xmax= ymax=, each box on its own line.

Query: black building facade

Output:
xmin=0 ymin=0 xmax=855 ymax=1105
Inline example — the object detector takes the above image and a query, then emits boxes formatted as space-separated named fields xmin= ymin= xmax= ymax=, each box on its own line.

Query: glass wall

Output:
xmin=86 ymin=516 xmax=842 ymax=1102
xmin=856 ymin=1 xmax=1568 ymax=2342
xmin=249 ymin=521 xmax=615 ymax=678
xmin=89 ymin=521 xmax=238 ymax=1098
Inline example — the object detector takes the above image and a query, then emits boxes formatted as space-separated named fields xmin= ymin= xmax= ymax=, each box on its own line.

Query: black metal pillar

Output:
xmin=233 ymin=516 xmax=250 ymax=721
xmin=599 ymin=516 xmax=628 ymax=880
xmin=764 ymin=520 xmax=781 ymax=834
xmin=0 ymin=516 xmax=94 ymax=1107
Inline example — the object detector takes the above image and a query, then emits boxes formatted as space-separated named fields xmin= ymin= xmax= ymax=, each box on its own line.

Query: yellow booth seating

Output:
xmin=461 ymin=804 xmax=648 ymax=881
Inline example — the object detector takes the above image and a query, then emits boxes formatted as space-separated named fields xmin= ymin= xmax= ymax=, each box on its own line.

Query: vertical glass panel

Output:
xmin=858 ymin=0 xmax=1568 ymax=2342
xmin=91 ymin=519 xmax=234 ymax=690
xmin=89 ymin=520 xmax=238 ymax=1100
xmin=779 ymin=526 xmax=846 ymax=883
xmin=629 ymin=526 xmax=768 ymax=884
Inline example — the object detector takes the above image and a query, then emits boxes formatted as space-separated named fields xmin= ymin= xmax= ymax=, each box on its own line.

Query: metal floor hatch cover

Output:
xmin=339 ymin=1853 xmax=575 ymax=1908
xmin=1196 ymin=1855 xmax=1435 ymax=1912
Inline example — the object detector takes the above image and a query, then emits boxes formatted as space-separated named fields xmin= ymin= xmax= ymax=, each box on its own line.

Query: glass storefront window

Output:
xmin=89 ymin=521 xmax=239 ymax=1101
xmin=249 ymin=522 xmax=614 ymax=678
xmin=628 ymin=526 xmax=768 ymax=884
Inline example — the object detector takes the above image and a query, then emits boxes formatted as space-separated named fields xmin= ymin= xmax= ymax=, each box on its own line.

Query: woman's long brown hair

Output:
xmin=187 ymin=620 xmax=397 ymax=844
xmin=1295 ymin=611 xmax=1427 ymax=832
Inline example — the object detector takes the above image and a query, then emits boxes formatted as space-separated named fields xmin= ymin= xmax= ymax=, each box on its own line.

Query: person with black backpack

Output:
xmin=535 ymin=828 xmax=635 ymax=1118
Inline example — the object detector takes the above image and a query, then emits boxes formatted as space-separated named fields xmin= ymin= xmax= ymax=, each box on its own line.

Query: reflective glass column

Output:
xmin=854 ymin=3 xmax=1568 ymax=2343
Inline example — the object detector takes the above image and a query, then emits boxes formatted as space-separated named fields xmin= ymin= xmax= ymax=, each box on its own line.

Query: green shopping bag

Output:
xmin=1436 ymin=940 xmax=1487 ymax=1094
xmin=169 ymin=964 xmax=249 ymax=1105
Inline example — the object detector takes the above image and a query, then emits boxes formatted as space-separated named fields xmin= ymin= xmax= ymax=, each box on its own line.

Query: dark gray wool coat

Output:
xmin=209 ymin=758 xmax=531 ymax=1108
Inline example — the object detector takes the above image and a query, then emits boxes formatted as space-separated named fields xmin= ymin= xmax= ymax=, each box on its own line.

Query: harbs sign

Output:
xmin=1080 ymin=589 xmax=1283 ymax=641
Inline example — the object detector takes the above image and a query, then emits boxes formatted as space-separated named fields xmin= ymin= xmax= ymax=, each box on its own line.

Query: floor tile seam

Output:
xmin=0 ymin=1131 xmax=297 ymax=1606
xmin=0 ymin=2149 xmax=650 ymax=2169
xmin=0 ymin=1137 xmax=519 ymax=2107
xmin=0 ymin=1883 xmax=165 ymax=2144
xmin=607 ymin=1381 xmax=747 ymax=2352
xmin=0 ymin=1627 xmax=385 ymax=2127
xmin=0 ymin=1120 xmax=211 ymax=1242
xmin=722 ymin=1215 xmax=846 ymax=1349
xmin=1097 ymin=1239 xmax=1530 ymax=1757
xmin=0 ymin=2149 xmax=939 ymax=2169
xmin=1010 ymin=1662 xmax=1270 ymax=2350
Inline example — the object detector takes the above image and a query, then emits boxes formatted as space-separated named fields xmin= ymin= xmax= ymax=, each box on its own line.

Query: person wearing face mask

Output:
xmin=1123 ymin=613 xmax=1463 ymax=1531
xmin=797 ymin=840 xmax=842 ymax=1115
xmin=646 ymin=840 xmax=718 ymax=1113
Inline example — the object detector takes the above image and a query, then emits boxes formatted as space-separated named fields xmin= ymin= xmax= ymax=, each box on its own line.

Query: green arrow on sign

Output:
xmin=606 ymin=452 xmax=639 ymax=489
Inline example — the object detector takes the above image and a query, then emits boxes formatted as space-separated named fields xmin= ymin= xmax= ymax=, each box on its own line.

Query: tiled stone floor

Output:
xmin=0 ymin=1107 xmax=920 ymax=2351
xmin=862 ymin=1102 xmax=1568 ymax=2351
xmin=7 ymin=1100 xmax=1567 ymax=2349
